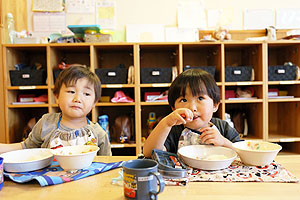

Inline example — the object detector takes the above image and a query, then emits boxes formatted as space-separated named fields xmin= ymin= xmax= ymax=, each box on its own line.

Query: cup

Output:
xmin=122 ymin=159 xmax=165 ymax=200
xmin=0 ymin=157 xmax=3 ymax=191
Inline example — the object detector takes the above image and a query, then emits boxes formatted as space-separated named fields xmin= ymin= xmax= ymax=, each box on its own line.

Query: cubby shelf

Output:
xmin=3 ymin=41 xmax=300 ymax=155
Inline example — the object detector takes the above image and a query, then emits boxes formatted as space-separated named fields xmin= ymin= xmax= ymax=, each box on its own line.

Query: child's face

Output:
xmin=174 ymin=86 xmax=219 ymax=130
xmin=55 ymin=78 xmax=96 ymax=121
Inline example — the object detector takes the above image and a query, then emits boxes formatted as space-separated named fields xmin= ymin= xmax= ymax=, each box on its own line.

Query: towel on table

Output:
xmin=4 ymin=161 xmax=123 ymax=187
xmin=164 ymin=159 xmax=299 ymax=186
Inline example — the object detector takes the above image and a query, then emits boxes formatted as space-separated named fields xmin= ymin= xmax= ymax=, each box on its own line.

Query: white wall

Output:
xmin=27 ymin=0 xmax=300 ymax=33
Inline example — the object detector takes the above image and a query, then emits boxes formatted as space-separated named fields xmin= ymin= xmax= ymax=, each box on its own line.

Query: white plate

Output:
xmin=0 ymin=148 xmax=53 ymax=172
xmin=178 ymin=145 xmax=237 ymax=170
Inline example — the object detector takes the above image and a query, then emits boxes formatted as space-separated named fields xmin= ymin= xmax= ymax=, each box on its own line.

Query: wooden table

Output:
xmin=1 ymin=155 xmax=300 ymax=200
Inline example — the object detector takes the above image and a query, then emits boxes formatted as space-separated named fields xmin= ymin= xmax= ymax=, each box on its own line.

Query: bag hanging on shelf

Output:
xmin=230 ymin=111 xmax=248 ymax=138
xmin=111 ymin=115 xmax=133 ymax=143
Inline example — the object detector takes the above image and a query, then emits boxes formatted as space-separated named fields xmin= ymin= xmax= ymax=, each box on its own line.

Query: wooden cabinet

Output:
xmin=3 ymin=41 xmax=300 ymax=155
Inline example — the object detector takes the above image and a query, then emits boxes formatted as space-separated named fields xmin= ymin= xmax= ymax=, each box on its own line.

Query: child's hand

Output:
xmin=199 ymin=127 xmax=231 ymax=147
xmin=164 ymin=108 xmax=193 ymax=127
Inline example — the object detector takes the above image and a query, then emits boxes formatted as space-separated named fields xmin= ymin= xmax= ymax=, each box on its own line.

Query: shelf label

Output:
xmin=279 ymin=138 xmax=295 ymax=142
xmin=111 ymin=144 xmax=125 ymax=148
xmin=236 ymin=82 xmax=252 ymax=85
xmin=279 ymin=81 xmax=295 ymax=85
xmin=151 ymin=83 xmax=169 ymax=87
xmin=106 ymin=84 xmax=123 ymax=88
xmin=19 ymin=86 xmax=36 ymax=90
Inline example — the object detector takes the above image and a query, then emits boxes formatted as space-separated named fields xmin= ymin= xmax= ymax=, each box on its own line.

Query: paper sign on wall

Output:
xmin=177 ymin=0 xmax=206 ymax=29
xmin=276 ymin=8 xmax=300 ymax=29
xmin=66 ymin=0 xmax=95 ymax=13
xmin=244 ymin=9 xmax=275 ymax=30
xmin=126 ymin=24 xmax=165 ymax=42
xmin=96 ymin=0 xmax=116 ymax=30
xmin=33 ymin=12 xmax=66 ymax=32
xmin=32 ymin=0 xmax=64 ymax=12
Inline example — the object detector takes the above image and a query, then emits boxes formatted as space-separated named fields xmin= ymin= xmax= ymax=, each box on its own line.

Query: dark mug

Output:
xmin=0 ymin=157 xmax=3 ymax=191
xmin=123 ymin=159 xmax=165 ymax=200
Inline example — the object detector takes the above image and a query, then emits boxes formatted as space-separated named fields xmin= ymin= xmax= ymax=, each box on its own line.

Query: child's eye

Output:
xmin=67 ymin=90 xmax=75 ymax=94
xmin=198 ymin=96 xmax=204 ymax=101
xmin=179 ymin=98 xmax=187 ymax=103
xmin=84 ymin=92 xmax=91 ymax=96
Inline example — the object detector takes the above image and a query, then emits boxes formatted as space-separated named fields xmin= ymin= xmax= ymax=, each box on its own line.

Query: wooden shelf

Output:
xmin=2 ymin=41 xmax=300 ymax=155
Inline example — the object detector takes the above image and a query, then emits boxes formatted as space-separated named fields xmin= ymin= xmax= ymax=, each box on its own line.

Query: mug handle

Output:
xmin=149 ymin=172 xmax=165 ymax=200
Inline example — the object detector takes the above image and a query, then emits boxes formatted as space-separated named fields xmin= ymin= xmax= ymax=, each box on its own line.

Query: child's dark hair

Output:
xmin=53 ymin=66 xmax=102 ymax=103
xmin=168 ymin=69 xmax=220 ymax=108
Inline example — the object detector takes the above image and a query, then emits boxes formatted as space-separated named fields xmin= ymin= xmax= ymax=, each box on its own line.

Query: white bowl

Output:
xmin=232 ymin=140 xmax=282 ymax=166
xmin=0 ymin=148 xmax=53 ymax=172
xmin=51 ymin=145 xmax=99 ymax=171
xmin=178 ymin=145 xmax=237 ymax=170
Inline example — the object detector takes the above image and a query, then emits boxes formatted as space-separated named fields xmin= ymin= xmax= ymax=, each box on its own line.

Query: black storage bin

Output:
xmin=95 ymin=67 xmax=128 ymax=84
xmin=268 ymin=65 xmax=297 ymax=81
xmin=9 ymin=69 xmax=47 ymax=86
xmin=140 ymin=67 xmax=172 ymax=83
xmin=225 ymin=66 xmax=253 ymax=82
xmin=53 ymin=69 xmax=62 ymax=83
xmin=184 ymin=66 xmax=216 ymax=78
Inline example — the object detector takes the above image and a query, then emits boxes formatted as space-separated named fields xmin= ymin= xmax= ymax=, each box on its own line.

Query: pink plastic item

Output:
xmin=111 ymin=91 xmax=134 ymax=103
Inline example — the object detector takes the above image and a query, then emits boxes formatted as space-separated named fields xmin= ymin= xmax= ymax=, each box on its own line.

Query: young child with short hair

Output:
xmin=143 ymin=69 xmax=241 ymax=158
xmin=0 ymin=66 xmax=111 ymax=155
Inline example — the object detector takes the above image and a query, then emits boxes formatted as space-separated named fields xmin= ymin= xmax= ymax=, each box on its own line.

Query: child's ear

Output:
xmin=54 ymin=95 xmax=59 ymax=104
xmin=213 ymin=102 xmax=220 ymax=112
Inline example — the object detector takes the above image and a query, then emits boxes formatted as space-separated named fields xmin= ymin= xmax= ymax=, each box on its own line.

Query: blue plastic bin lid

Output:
xmin=67 ymin=25 xmax=101 ymax=35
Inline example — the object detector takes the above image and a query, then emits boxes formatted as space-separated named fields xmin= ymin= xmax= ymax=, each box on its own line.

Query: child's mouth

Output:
xmin=71 ymin=106 xmax=81 ymax=110
xmin=193 ymin=115 xmax=199 ymax=120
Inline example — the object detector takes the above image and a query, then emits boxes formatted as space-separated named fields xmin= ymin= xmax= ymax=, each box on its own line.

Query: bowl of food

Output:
xmin=51 ymin=145 xmax=99 ymax=171
xmin=232 ymin=140 xmax=282 ymax=166
xmin=177 ymin=145 xmax=237 ymax=170
xmin=0 ymin=148 xmax=53 ymax=172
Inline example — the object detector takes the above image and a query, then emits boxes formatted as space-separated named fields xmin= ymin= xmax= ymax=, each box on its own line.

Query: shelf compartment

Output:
xmin=141 ymin=87 xmax=168 ymax=103
xmin=268 ymin=84 xmax=300 ymax=99
xmin=7 ymin=107 xmax=48 ymax=143
xmin=139 ymin=44 xmax=179 ymax=84
xmin=94 ymin=44 xmax=134 ymax=68
xmin=49 ymin=45 xmax=91 ymax=85
xmin=268 ymin=42 xmax=300 ymax=67
xmin=100 ymin=88 xmax=135 ymax=104
xmin=225 ymin=43 xmax=263 ymax=82
xmin=183 ymin=43 xmax=222 ymax=82
xmin=95 ymin=106 xmax=135 ymax=144
xmin=225 ymin=85 xmax=263 ymax=100
xmin=274 ymin=142 xmax=300 ymax=154
xmin=141 ymin=105 xmax=172 ymax=138
xmin=7 ymin=89 xmax=48 ymax=106
xmin=4 ymin=46 xmax=47 ymax=87
xmin=225 ymin=102 xmax=264 ymax=139
xmin=268 ymin=102 xmax=300 ymax=139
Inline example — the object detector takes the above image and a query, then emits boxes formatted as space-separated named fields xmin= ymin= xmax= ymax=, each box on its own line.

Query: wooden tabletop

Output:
xmin=1 ymin=155 xmax=300 ymax=200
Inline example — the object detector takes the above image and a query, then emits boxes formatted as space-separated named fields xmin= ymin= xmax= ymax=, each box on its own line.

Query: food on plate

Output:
xmin=246 ymin=141 xmax=269 ymax=150
xmin=54 ymin=148 xmax=94 ymax=156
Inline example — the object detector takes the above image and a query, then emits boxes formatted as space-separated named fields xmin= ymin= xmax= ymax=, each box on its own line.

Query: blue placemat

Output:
xmin=4 ymin=161 xmax=123 ymax=187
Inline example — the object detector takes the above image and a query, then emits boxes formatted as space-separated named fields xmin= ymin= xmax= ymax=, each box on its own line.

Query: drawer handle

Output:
xmin=22 ymin=74 xmax=30 ymax=79
xmin=152 ymin=71 xmax=160 ymax=76
xmin=233 ymin=70 xmax=241 ymax=75
xmin=276 ymin=69 xmax=286 ymax=74
xmin=107 ymin=71 xmax=116 ymax=77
